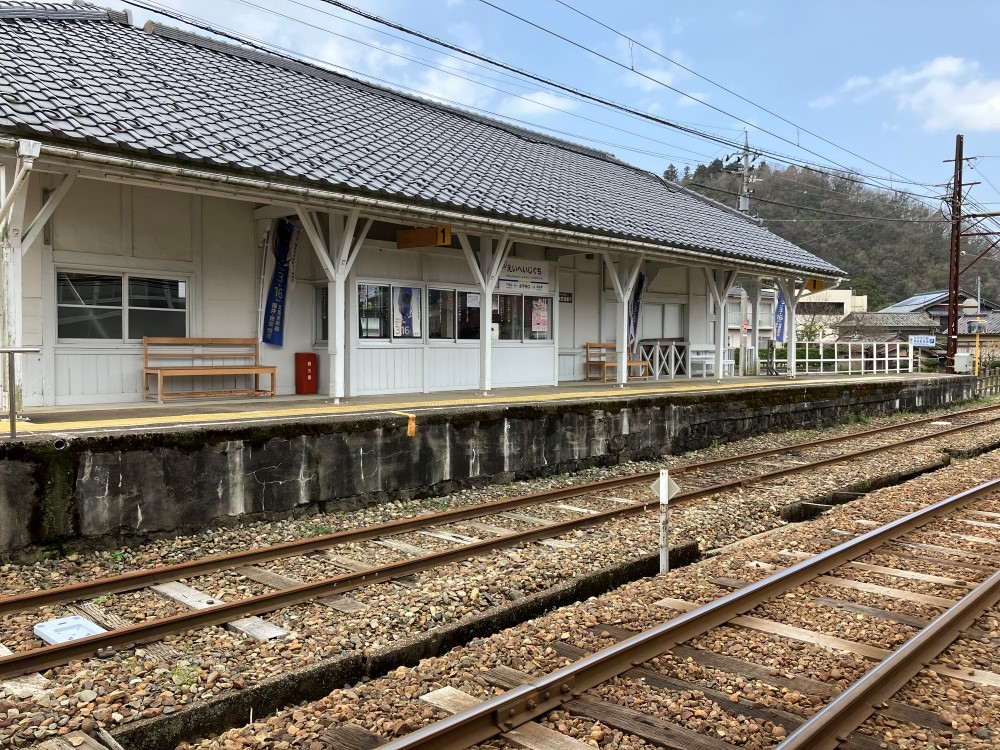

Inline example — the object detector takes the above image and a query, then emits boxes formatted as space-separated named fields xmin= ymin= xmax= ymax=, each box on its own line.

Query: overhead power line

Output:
xmin=548 ymin=0 xmax=924 ymax=187
xmin=314 ymin=0 xmax=937 ymax=190
xmin=476 ymin=0 xmax=932 ymax=195
xmin=122 ymin=0 xmax=714 ymax=165
xmin=687 ymin=182 xmax=948 ymax=223
xmin=128 ymin=0 xmax=946 ymax=206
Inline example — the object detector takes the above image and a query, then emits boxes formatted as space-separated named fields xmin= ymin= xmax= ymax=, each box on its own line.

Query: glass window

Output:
xmin=57 ymin=272 xmax=123 ymax=339
xmin=428 ymin=288 xmax=455 ymax=340
xmin=457 ymin=291 xmax=481 ymax=339
xmin=358 ymin=283 xmax=390 ymax=339
xmin=316 ymin=286 xmax=328 ymax=342
xmin=492 ymin=294 xmax=522 ymax=340
xmin=524 ymin=296 xmax=552 ymax=340
xmin=392 ymin=286 xmax=422 ymax=338
xmin=128 ymin=277 xmax=186 ymax=338
xmin=58 ymin=271 xmax=188 ymax=340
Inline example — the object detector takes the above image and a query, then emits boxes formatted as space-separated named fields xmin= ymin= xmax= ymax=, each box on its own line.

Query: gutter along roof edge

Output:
xmin=2 ymin=138 xmax=845 ymax=280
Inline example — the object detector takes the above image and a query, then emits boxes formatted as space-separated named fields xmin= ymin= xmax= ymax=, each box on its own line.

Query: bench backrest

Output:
xmin=585 ymin=342 xmax=616 ymax=362
xmin=143 ymin=337 xmax=261 ymax=367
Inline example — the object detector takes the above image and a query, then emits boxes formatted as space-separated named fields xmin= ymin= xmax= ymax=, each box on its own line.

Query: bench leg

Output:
xmin=157 ymin=371 xmax=165 ymax=405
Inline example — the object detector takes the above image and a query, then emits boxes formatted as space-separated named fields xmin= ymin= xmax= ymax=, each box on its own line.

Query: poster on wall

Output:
xmin=262 ymin=219 xmax=300 ymax=346
xmin=531 ymin=298 xmax=549 ymax=332
xmin=393 ymin=286 xmax=422 ymax=338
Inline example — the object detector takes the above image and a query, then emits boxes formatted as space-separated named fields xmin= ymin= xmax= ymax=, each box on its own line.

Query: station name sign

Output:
xmin=497 ymin=259 xmax=551 ymax=293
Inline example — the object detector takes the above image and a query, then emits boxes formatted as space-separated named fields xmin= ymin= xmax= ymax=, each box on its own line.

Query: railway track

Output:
xmin=328 ymin=480 xmax=1000 ymax=750
xmin=3 ymin=403 xmax=1000 ymax=686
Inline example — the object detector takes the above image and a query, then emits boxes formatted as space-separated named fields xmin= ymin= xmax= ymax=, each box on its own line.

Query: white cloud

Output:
xmin=809 ymin=57 xmax=1000 ymax=131
xmin=675 ymin=91 xmax=710 ymax=108
xmin=498 ymin=90 xmax=579 ymax=118
xmin=446 ymin=21 xmax=483 ymax=52
xmin=407 ymin=57 xmax=494 ymax=110
xmin=312 ymin=35 xmax=412 ymax=80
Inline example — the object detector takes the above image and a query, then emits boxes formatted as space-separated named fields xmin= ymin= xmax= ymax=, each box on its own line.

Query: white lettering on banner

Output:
xmin=497 ymin=259 xmax=551 ymax=292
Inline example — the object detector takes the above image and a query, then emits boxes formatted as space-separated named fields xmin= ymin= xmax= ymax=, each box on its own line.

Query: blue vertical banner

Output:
xmin=774 ymin=293 xmax=787 ymax=343
xmin=262 ymin=219 xmax=299 ymax=346
xmin=628 ymin=271 xmax=646 ymax=354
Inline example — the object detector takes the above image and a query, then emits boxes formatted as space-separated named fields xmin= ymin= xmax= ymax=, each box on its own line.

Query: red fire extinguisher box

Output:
xmin=294 ymin=352 xmax=318 ymax=395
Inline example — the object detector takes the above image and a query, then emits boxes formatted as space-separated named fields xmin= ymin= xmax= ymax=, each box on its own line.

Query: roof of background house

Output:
xmin=834 ymin=311 xmax=937 ymax=329
xmin=880 ymin=290 xmax=999 ymax=313
xmin=0 ymin=2 xmax=845 ymax=276
xmin=880 ymin=291 xmax=947 ymax=313
xmin=958 ymin=311 xmax=1000 ymax=334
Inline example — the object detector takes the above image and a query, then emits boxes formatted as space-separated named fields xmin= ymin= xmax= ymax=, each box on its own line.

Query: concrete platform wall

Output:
xmin=0 ymin=377 xmax=977 ymax=557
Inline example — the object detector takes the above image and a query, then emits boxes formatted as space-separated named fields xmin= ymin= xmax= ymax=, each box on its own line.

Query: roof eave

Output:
xmin=2 ymin=137 xmax=844 ymax=280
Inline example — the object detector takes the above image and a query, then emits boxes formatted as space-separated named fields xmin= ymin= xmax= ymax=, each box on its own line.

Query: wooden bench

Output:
xmin=584 ymin=342 xmax=650 ymax=382
xmin=143 ymin=337 xmax=276 ymax=403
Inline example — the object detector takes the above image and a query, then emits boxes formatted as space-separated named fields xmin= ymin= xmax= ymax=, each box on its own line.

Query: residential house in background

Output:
xmin=880 ymin=290 xmax=999 ymax=331
xmin=834 ymin=312 xmax=937 ymax=342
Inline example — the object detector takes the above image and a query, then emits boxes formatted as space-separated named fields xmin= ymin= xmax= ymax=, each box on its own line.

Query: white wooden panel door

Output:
xmin=640 ymin=304 xmax=663 ymax=339
xmin=665 ymin=304 xmax=684 ymax=338
xmin=575 ymin=273 xmax=600 ymax=348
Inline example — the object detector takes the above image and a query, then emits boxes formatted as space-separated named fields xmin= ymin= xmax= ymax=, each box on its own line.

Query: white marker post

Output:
xmin=650 ymin=469 xmax=679 ymax=574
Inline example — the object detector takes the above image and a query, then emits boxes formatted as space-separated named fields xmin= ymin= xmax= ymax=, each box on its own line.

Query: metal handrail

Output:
xmin=0 ymin=346 xmax=40 ymax=438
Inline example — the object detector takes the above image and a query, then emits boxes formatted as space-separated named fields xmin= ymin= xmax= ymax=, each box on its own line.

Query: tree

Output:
xmin=676 ymin=159 xmax=1000 ymax=309
xmin=682 ymin=165 xmax=691 ymax=181
xmin=663 ymin=164 xmax=679 ymax=182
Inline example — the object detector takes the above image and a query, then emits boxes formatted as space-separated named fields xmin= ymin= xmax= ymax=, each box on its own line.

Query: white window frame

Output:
xmin=55 ymin=267 xmax=191 ymax=343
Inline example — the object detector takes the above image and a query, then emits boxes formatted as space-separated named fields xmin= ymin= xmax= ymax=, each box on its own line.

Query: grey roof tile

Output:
xmin=0 ymin=3 xmax=844 ymax=276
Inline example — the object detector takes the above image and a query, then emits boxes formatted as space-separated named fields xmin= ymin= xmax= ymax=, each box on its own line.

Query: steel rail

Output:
xmin=776 ymin=565 xmax=1000 ymax=750
xmin=0 ymin=499 xmax=660 ymax=679
xmin=375 ymin=478 xmax=1000 ymax=750
xmin=3 ymin=404 xmax=998 ymax=616
xmin=0 ymin=425 xmax=982 ymax=681
xmin=0 ymin=411 xmax=996 ymax=678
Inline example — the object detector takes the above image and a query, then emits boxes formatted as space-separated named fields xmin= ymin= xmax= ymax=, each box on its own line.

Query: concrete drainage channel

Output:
xmin=111 ymin=444 xmax=980 ymax=750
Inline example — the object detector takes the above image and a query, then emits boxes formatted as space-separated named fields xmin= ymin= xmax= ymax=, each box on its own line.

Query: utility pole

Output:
xmin=946 ymin=134 xmax=963 ymax=374
xmin=739 ymin=133 xmax=751 ymax=214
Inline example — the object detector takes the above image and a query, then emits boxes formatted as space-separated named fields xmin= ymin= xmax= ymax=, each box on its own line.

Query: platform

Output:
xmin=2 ymin=372 xmax=960 ymax=439
xmin=0 ymin=372 xmax=977 ymax=556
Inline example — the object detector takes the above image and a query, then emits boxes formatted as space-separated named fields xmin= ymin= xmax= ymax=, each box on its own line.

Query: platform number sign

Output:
xmin=396 ymin=225 xmax=452 ymax=249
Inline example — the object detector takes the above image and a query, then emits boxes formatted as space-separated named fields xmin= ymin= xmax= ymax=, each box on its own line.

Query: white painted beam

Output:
xmin=21 ymin=174 xmax=75 ymax=254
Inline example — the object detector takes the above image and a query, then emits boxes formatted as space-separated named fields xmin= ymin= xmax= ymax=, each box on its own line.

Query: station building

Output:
xmin=0 ymin=3 xmax=845 ymax=408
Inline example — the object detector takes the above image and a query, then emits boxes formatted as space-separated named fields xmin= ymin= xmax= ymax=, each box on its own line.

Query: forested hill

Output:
xmin=666 ymin=159 xmax=996 ymax=311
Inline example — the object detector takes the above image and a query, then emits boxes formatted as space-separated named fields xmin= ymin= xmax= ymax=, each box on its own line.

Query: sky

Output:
xmin=124 ymin=0 xmax=1000 ymax=212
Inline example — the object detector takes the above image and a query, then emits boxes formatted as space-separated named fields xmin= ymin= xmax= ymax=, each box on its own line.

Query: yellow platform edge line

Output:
xmin=1 ymin=377 xmax=838 ymax=434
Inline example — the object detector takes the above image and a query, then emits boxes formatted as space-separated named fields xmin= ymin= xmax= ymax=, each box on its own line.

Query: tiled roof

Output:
xmin=0 ymin=3 xmax=845 ymax=276
xmin=834 ymin=312 xmax=937 ymax=329
xmin=959 ymin=312 xmax=1000 ymax=334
